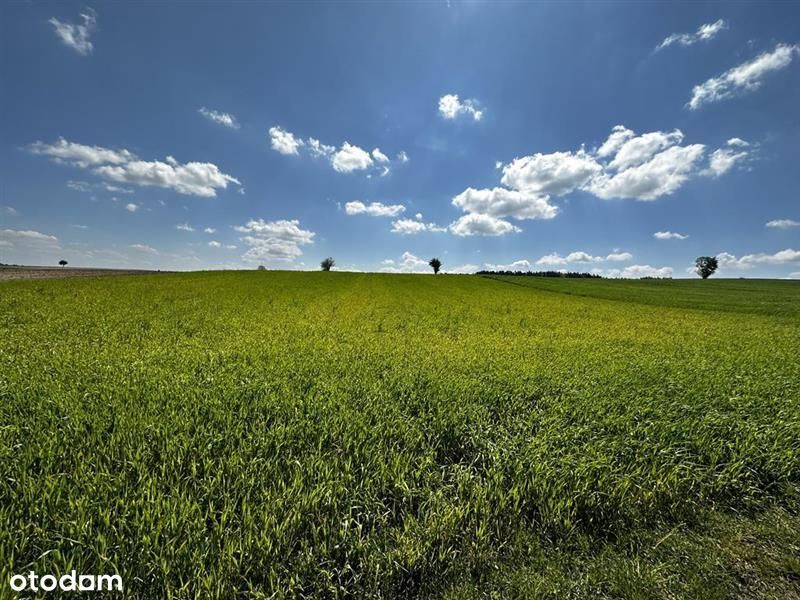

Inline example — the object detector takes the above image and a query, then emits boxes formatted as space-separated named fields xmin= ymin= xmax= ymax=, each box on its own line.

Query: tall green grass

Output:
xmin=1 ymin=272 xmax=798 ymax=597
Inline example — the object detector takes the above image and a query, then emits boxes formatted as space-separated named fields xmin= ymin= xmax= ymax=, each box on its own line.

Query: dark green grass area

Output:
xmin=1 ymin=272 xmax=798 ymax=598
xmin=485 ymin=275 xmax=800 ymax=318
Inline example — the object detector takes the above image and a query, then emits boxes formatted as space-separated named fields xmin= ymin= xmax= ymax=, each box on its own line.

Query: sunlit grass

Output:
xmin=1 ymin=272 xmax=798 ymax=597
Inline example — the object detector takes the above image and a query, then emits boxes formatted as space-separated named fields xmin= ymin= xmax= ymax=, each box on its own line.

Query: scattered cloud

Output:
xmin=449 ymin=213 xmax=521 ymax=237
xmin=717 ymin=248 xmax=800 ymax=269
xmin=204 ymin=227 xmax=216 ymax=234
xmin=2 ymin=206 xmax=18 ymax=216
xmin=607 ymin=252 xmax=634 ymax=261
xmin=199 ymin=107 xmax=240 ymax=129
xmin=0 ymin=229 xmax=59 ymax=245
xmin=379 ymin=251 xmax=430 ymax=273
xmin=451 ymin=125 xmax=735 ymax=235
xmin=657 ymin=19 xmax=727 ymax=51
xmin=447 ymin=264 xmax=479 ymax=274
xmin=371 ymin=148 xmax=389 ymax=163
xmin=605 ymin=128 xmax=685 ymax=171
xmin=235 ymin=218 xmax=315 ymax=262
xmin=589 ymin=141 xmax=705 ymax=200
xmin=599 ymin=265 xmax=673 ymax=278
xmin=536 ymin=251 xmax=632 ymax=266
xmin=483 ymin=259 xmax=533 ymax=271
xmin=124 ymin=203 xmax=139 ymax=213
xmin=67 ymin=179 xmax=91 ymax=192
xmin=31 ymin=138 xmax=134 ymax=167
xmin=30 ymin=138 xmax=240 ymax=197
xmin=727 ymin=137 xmax=749 ymax=148
xmin=66 ymin=179 xmax=134 ymax=194
xmin=391 ymin=218 xmax=447 ymax=234
xmin=332 ymin=142 xmax=374 ymax=173
xmin=438 ymin=94 xmax=483 ymax=121
xmin=208 ymin=240 xmax=222 ymax=248
xmin=103 ymin=183 xmax=133 ymax=194
xmin=452 ymin=187 xmax=559 ymax=220
xmin=654 ymin=231 xmax=689 ymax=240
xmin=501 ymin=150 xmax=602 ymax=195
xmin=130 ymin=244 xmax=158 ymax=254
xmin=269 ymin=126 xmax=304 ymax=155
xmin=307 ymin=138 xmax=335 ymax=158
xmin=49 ymin=7 xmax=97 ymax=56
xmin=688 ymin=43 xmax=799 ymax=110
xmin=345 ymin=201 xmax=406 ymax=217
xmin=704 ymin=146 xmax=750 ymax=177
xmin=176 ymin=223 xmax=195 ymax=232
xmin=269 ymin=127 xmax=403 ymax=176
xmin=766 ymin=219 xmax=800 ymax=229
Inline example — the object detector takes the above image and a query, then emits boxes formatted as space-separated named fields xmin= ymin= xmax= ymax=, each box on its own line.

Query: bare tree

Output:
xmin=428 ymin=258 xmax=441 ymax=275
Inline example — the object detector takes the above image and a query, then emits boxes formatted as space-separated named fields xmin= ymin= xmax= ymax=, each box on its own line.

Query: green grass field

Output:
xmin=1 ymin=272 xmax=799 ymax=598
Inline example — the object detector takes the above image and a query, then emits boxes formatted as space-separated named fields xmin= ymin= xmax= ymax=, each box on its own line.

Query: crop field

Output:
xmin=1 ymin=271 xmax=799 ymax=598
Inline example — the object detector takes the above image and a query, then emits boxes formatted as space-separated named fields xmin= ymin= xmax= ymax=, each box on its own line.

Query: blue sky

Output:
xmin=1 ymin=1 xmax=799 ymax=277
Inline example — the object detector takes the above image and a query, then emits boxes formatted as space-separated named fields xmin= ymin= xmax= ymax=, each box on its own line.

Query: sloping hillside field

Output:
xmin=1 ymin=272 xmax=799 ymax=598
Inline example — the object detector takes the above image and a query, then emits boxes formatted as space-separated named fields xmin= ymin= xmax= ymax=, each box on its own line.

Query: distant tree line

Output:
xmin=476 ymin=270 xmax=602 ymax=278
xmin=257 ymin=255 xmax=721 ymax=279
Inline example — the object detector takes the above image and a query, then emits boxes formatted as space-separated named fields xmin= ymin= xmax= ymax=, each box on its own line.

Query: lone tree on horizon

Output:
xmin=429 ymin=257 xmax=441 ymax=275
xmin=320 ymin=257 xmax=335 ymax=272
xmin=695 ymin=256 xmax=718 ymax=279
xmin=58 ymin=259 xmax=68 ymax=267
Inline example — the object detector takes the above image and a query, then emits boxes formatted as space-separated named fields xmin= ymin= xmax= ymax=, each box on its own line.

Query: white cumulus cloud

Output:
xmin=235 ymin=219 xmax=315 ymax=262
xmin=654 ymin=231 xmax=689 ymax=240
xmin=269 ymin=126 xmax=305 ymax=155
xmin=332 ymin=142 xmax=374 ymax=173
xmin=391 ymin=218 xmax=447 ymax=235
xmin=704 ymin=147 xmax=749 ymax=177
xmin=717 ymin=248 xmax=800 ymax=269
xmin=601 ymin=265 xmax=673 ymax=278
xmin=30 ymin=138 xmax=134 ymax=167
xmin=379 ymin=251 xmax=431 ymax=273
xmin=345 ymin=201 xmax=405 ymax=217
xmin=452 ymin=187 xmax=559 ymax=220
xmin=483 ymin=259 xmax=533 ymax=271
xmin=536 ymin=251 xmax=632 ymax=266
xmin=501 ymin=150 xmax=602 ymax=196
xmin=449 ymin=213 xmax=521 ymax=237
xmin=589 ymin=144 xmax=706 ymax=200
xmin=438 ymin=94 xmax=483 ymax=121
xmin=30 ymin=138 xmax=240 ymax=197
